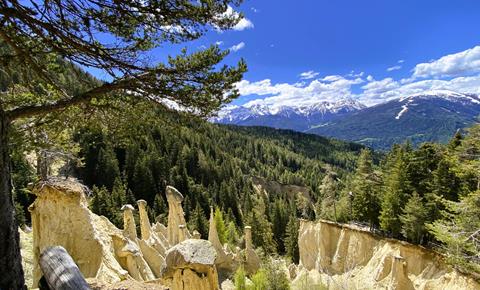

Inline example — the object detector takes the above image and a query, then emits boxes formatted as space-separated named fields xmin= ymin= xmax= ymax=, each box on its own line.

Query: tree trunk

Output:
xmin=39 ymin=246 xmax=90 ymax=290
xmin=0 ymin=110 xmax=26 ymax=289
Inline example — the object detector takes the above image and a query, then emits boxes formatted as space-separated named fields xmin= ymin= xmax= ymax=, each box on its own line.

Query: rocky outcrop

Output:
xmin=28 ymin=179 xmax=184 ymax=288
xmin=26 ymin=178 xmax=261 ymax=290
xmin=29 ymin=179 xmax=130 ymax=287
xmin=161 ymin=239 xmax=219 ymax=290
xmin=166 ymin=186 xmax=189 ymax=245
xmin=293 ymin=220 xmax=480 ymax=290
xmin=244 ymin=226 xmax=260 ymax=275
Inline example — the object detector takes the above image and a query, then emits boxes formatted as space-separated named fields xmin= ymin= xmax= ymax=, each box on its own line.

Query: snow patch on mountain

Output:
xmin=395 ymin=99 xmax=413 ymax=120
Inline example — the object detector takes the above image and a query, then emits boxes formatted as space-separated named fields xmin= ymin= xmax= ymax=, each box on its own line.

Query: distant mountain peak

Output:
xmin=211 ymin=98 xmax=366 ymax=132
xmin=400 ymin=90 xmax=480 ymax=104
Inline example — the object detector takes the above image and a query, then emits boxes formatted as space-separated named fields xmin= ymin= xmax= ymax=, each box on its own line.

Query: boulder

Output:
xmin=161 ymin=239 xmax=219 ymax=290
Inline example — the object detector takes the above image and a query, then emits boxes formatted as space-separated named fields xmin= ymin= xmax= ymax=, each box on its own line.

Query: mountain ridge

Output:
xmin=213 ymin=90 xmax=480 ymax=149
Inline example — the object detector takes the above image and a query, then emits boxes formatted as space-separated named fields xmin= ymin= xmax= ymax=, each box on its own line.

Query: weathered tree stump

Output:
xmin=39 ymin=246 xmax=90 ymax=290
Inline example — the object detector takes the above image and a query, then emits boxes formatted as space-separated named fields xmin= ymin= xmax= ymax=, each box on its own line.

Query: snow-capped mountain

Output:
xmin=308 ymin=90 xmax=480 ymax=149
xmin=213 ymin=90 xmax=480 ymax=149
xmin=212 ymin=98 xmax=366 ymax=132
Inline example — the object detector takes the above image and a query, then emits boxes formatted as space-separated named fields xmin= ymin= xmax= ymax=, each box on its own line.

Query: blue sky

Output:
xmin=89 ymin=0 xmax=480 ymax=108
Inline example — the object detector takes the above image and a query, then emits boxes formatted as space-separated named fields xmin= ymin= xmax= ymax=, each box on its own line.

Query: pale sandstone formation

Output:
xmin=137 ymin=200 xmax=153 ymax=241
xmin=292 ymin=219 xmax=480 ymax=290
xmin=243 ymin=226 xmax=260 ymax=275
xmin=161 ymin=239 xmax=219 ymax=290
xmin=26 ymin=178 xmax=261 ymax=289
xmin=29 ymin=179 xmax=130 ymax=287
xmin=166 ymin=186 xmax=189 ymax=245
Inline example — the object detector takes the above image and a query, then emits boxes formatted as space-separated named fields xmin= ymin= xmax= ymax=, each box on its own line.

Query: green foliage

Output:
xmin=226 ymin=221 xmax=240 ymax=246
xmin=380 ymin=146 xmax=411 ymax=237
xmin=248 ymin=269 xmax=268 ymax=290
xmin=234 ymin=266 xmax=247 ymax=290
xmin=90 ymin=181 xmax=127 ymax=228
xmin=428 ymin=190 xmax=480 ymax=274
xmin=271 ymin=199 xmax=289 ymax=254
xmin=316 ymin=170 xmax=339 ymax=221
xmin=262 ymin=259 xmax=291 ymax=290
xmin=214 ymin=207 xmax=227 ymax=245
xmin=285 ymin=214 xmax=300 ymax=264
xmin=247 ymin=196 xmax=277 ymax=254
xmin=188 ymin=204 xmax=209 ymax=239
xmin=350 ymin=149 xmax=381 ymax=228
xmin=400 ymin=192 xmax=428 ymax=244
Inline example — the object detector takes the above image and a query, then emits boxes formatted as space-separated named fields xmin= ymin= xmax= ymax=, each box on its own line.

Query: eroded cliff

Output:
xmin=293 ymin=220 xmax=480 ymax=290
xmin=25 ymin=178 xmax=259 ymax=289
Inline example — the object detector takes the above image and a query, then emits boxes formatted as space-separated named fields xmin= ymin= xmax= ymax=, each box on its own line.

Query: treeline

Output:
xmin=326 ymin=125 xmax=480 ymax=274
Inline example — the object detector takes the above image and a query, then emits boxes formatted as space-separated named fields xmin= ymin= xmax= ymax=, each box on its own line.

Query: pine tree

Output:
xmin=248 ymin=196 xmax=277 ymax=254
xmin=400 ymin=192 xmax=428 ymax=244
xmin=428 ymin=190 xmax=480 ymax=273
xmin=214 ymin=207 xmax=227 ymax=245
xmin=225 ymin=221 xmax=240 ymax=246
xmin=285 ymin=211 xmax=299 ymax=263
xmin=380 ymin=147 xmax=410 ymax=237
xmin=271 ymin=199 xmax=289 ymax=254
xmin=351 ymin=149 xmax=381 ymax=229
xmin=95 ymin=146 xmax=121 ymax=190
xmin=188 ymin=203 xmax=209 ymax=239
xmin=317 ymin=170 xmax=339 ymax=221
xmin=433 ymin=159 xmax=460 ymax=201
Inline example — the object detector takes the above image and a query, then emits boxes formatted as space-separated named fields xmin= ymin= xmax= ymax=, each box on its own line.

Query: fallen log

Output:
xmin=39 ymin=246 xmax=90 ymax=290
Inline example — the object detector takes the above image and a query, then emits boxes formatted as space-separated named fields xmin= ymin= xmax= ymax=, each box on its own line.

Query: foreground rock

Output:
xmin=27 ymin=178 xmax=185 ymax=288
xmin=293 ymin=220 xmax=480 ymax=290
xmin=24 ymin=178 xmax=259 ymax=289
xmin=161 ymin=239 xmax=219 ymax=290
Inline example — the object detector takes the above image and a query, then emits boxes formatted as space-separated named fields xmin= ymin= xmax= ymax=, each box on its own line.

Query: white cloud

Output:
xmin=251 ymin=7 xmax=259 ymax=13
xmin=412 ymin=46 xmax=480 ymax=78
xmin=215 ymin=6 xmax=254 ymax=32
xmin=299 ymin=70 xmax=319 ymax=80
xmin=230 ymin=42 xmax=245 ymax=52
xmin=215 ymin=41 xmax=224 ymax=46
xmin=236 ymin=75 xmax=364 ymax=109
xmin=234 ymin=44 xmax=480 ymax=108
xmin=398 ymin=59 xmax=405 ymax=64
xmin=233 ymin=18 xmax=254 ymax=31
xmin=387 ymin=65 xmax=402 ymax=72
xmin=359 ymin=75 xmax=480 ymax=105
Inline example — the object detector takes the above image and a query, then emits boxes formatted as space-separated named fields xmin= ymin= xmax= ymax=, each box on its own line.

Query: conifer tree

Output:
xmin=317 ymin=170 xmax=339 ymax=221
xmin=248 ymin=196 xmax=276 ymax=254
xmin=284 ymin=212 xmax=300 ymax=264
xmin=428 ymin=190 xmax=480 ymax=273
xmin=351 ymin=149 xmax=381 ymax=229
xmin=188 ymin=203 xmax=209 ymax=239
xmin=400 ymin=192 xmax=428 ymax=244
xmin=214 ymin=207 xmax=227 ymax=245
xmin=271 ymin=199 xmax=289 ymax=254
xmin=95 ymin=146 xmax=121 ymax=190
xmin=380 ymin=147 xmax=410 ymax=237
xmin=433 ymin=159 xmax=460 ymax=201
xmin=225 ymin=221 xmax=240 ymax=246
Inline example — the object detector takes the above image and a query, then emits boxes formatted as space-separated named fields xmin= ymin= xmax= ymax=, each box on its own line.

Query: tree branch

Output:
xmin=6 ymin=79 xmax=132 ymax=120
